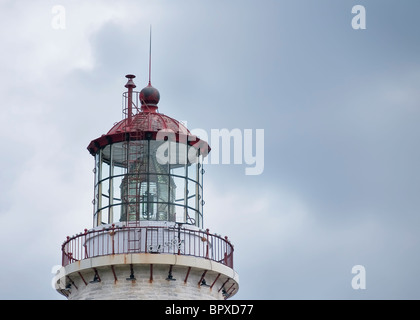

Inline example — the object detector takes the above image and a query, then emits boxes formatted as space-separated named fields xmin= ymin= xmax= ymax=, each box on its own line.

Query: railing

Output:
xmin=61 ymin=224 xmax=234 ymax=269
xmin=122 ymin=90 xmax=141 ymax=117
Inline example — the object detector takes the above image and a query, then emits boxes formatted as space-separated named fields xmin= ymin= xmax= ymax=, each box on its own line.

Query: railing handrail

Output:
xmin=61 ymin=225 xmax=234 ymax=269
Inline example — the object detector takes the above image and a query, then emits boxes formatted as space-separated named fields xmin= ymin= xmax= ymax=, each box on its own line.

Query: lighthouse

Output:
xmin=55 ymin=74 xmax=239 ymax=300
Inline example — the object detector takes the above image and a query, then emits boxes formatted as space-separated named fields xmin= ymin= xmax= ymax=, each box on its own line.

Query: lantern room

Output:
xmin=87 ymin=75 xmax=210 ymax=228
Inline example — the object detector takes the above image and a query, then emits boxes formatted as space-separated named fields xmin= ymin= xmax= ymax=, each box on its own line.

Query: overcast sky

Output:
xmin=1 ymin=0 xmax=420 ymax=300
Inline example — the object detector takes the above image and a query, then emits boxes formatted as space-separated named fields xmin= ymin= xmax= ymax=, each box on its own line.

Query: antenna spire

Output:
xmin=148 ymin=25 xmax=152 ymax=86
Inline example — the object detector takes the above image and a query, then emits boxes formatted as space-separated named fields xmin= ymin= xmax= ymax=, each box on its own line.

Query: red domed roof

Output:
xmin=87 ymin=80 xmax=210 ymax=157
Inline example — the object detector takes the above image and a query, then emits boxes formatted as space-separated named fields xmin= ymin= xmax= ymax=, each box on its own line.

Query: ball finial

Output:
xmin=140 ymin=84 xmax=160 ymax=111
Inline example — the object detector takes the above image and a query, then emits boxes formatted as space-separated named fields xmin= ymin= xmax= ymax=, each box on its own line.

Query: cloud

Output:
xmin=1 ymin=0 xmax=420 ymax=300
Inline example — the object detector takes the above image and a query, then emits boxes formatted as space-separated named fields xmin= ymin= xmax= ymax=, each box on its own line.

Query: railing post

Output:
xmin=84 ymin=229 xmax=88 ymax=259
xmin=145 ymin=227 xmax=148 ymax=253
xmin=110 ymin=224 xmax=115 ymax=255
xmin=224 ymin=236 xmax=228 ymax=266
xmin=205 ymin=229 xmax=209 ymax=259
xmin=177 ymin=224 xmax=181 ymax=255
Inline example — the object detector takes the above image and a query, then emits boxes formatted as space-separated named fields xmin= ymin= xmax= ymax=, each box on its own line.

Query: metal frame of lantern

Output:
xmin=90 ymin=134 xmax=205 ymax=228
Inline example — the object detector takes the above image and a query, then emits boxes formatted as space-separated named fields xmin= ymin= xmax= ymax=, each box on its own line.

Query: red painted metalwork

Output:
xmin=218 ymin=279 xmax=230 ymax=293
xmin=78 ymin=272 xmax=87 ymax=286
xmin=184 ymin=267 xmax=191 ymax=283
xmin=225 ymin=283 xmax=236 ymax=300
xmin=210 ymin=273 xmax=221 ymax=289
xmin=59 ymin=289 xmax=69 ymax=298
xmin=226 ymin=283 xmax=235 ymax=293
xmin=87 ymin=113 xmax=210 ymax=156
xmin=67 ymin=276 xmax=78 ymax=290
xmin=125 ymin=75 xmax=136 ymax=124
xmin=198 ymin=270 xmax=207 ymax=286
xmin=228 ymin=286 xmax=236 ymax=296
xmin=140 ymin=84 xmax=160 ymax=112
xmin=149 ymin=264 xmax=153 ymax=283
xmin=86 ymin=75 xmax=211 ymax=157
xmin=167 ymin=264 xmax=174 ymax=280
xmin=205 ymin=229 xmax=210 ymax=259
xmin=111 ymin=265 xmax=118 ymax=283
xmin=61 ymin=225 xmax=234 ymax=269
xmin=109 ymin=224 xmax=116 ymax=255
xmin=93 ymin=268 xmax=101 ymax=282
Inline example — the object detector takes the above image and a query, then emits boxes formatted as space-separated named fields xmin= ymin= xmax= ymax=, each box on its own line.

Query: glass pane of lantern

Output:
xmin=187 ymin=180 xmax=196 ymax=208
xmin=113 ymin=163 xmax=125 ymax=177
xmin=188 ymin=159 xmax=197 ymax=182
xmin=97 ymin=181 xmax=103 ymax=212
xmin=112 ymin=175 xmax=122 ymax=200
xmin=140 ymin=181 xmax=157 ymax=220
xmin=172 ymin=176 xmax=185 ymax=200
xmin=94 ymin=183 xmax=99 ymax=214
xmin=111 ymin=204 xmax=121 ymax=224
xmin=172 ymin=176 xmax=185 ymax=222
xmin=101 ymin=178 xmax=109 ymax=209
xmin=171 ymin=163 xmax=186 ymax=178
xmin=199 ymin=184 xmax=204 ymax=218
xmin=95 ymin=153 xmax=100 ymax=183
xmin=198 ymin=161 xmax=203 ymax=187
xmin=174 ymin=203 xmax=184 ymax=223
xmin=101 ymin=163 xmax=109 ymax=182
xmin=101 ymin=145 xmax=111 ymax=162
xmin=177 ymin=143 xmax=188 ymax=166
xmin=151 ymin=140 xmax=169 ymax=169
xmin=164 ymin=141 xmax=175 ymax=166
xmin=156 ymin=180 xmax=169 ymax=221
xmin=187 ymin=145 xmax=199 ymax=166
xmin=111 ymin=142 xmax=126 ymax=168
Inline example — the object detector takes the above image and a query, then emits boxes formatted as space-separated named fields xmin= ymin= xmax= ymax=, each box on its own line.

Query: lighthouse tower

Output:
xmin=55 ymin=74 xmax=239 ymax=300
